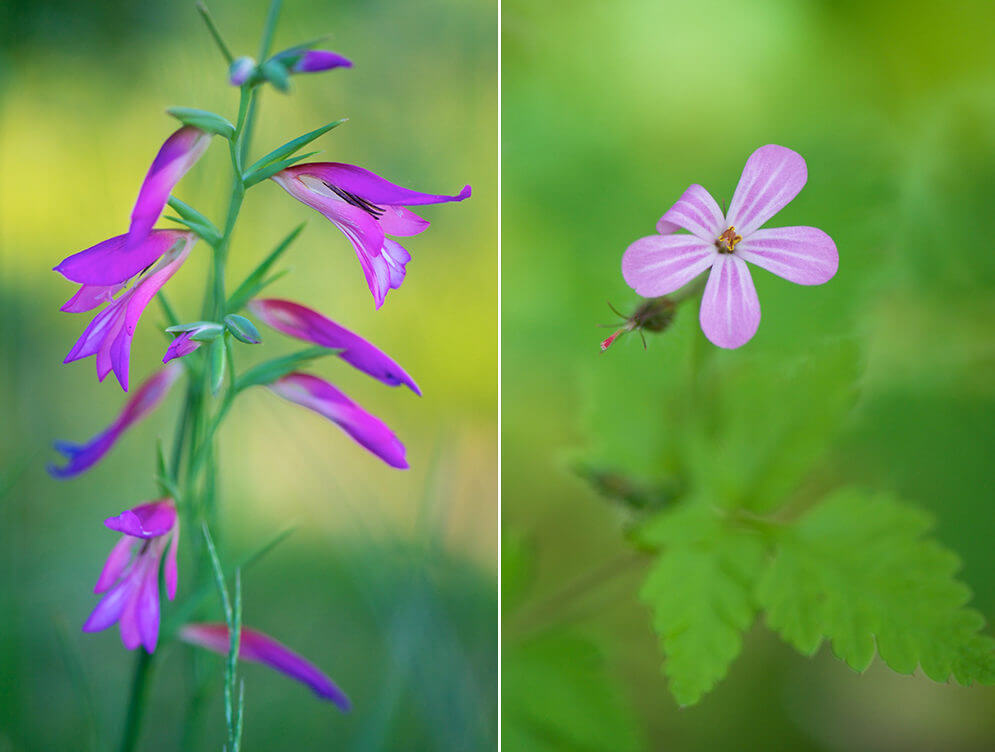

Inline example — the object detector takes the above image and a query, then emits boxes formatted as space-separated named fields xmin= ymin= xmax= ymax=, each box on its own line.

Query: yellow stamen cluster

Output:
xmin=716 ymin=226 xmax=742 ymax=254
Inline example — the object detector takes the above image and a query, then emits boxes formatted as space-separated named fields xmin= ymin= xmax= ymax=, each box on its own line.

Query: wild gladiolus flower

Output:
xmin=272 ymin=162 xmax=470 ymax=308
xmin=127 ymin=126 xmax=211 ymax=248
xmin=179 ymin=623 xmax=351 ymax=710
xmin=268 ymin=372 xmax=408 ymax=469
xmin=83 ymin=499 xmax=180 ymax=653
xmin=622 ymin=144 xmax=838 ymax=348
xmin=249 ymin=298 xmax=420 ymax=394
xmin=48 ymin=364 xmax=181 ymax=478
xmin=59 ymin=232 xmax=195 ymax=390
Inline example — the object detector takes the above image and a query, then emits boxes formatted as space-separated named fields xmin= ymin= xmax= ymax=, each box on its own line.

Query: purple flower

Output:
xmin=272 ymin=162 xmax=470 ymax=308
xmin=83 ymin=499 xmax=180 ymax=653
xmin=58 ymin=232 xmax=195 ymax=390
xmin=268 ymin=372 xmax=408 ymax=469
xmin=127 ymin=126 xmax=211 ymax=248
xmin=179 ymin=623 xmax=350 ymax=710
xmin=248 ymin=298 xmax=420 ymax=394
xmin=287 ymin=50 xmax=353 ymax=74
xmin=48 ymin=364 xmax=182 ymax=478
xmin=622 ymin=144 xmax=838 ymax=349
xmin=163 ymin=331 xmax=202 ymax=363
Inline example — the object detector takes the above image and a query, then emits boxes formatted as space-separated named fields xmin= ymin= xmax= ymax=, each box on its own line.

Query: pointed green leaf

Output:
xmin=167 ymin=106 xmax=235 ymax=139
xmin=235 ymin=346 xmax=336 ymax=392
xmin=242 ymin=151 xmax=321 ymax=188
xmin=224 ymin=314 xmax=261 ymax=344
xmin=167 ymin=197 xmax=221 ymax=239
xmin=757 ymin=489 xmax=995 ymax=684
xmin=209 ymin=337 xmax=227 ymax=395
xmin=245 ymin=119 xmax=347 ymax=176
xmin=226 ymin=224 xmax=304 ymax=312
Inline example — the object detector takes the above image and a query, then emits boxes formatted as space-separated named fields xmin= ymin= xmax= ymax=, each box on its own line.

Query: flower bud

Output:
xmin=229 ymin=56 xmax=257 ymax=86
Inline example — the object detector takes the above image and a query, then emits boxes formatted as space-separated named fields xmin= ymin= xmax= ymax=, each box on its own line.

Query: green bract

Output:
xmin=166 ymin=107 xmax=235 ymax=139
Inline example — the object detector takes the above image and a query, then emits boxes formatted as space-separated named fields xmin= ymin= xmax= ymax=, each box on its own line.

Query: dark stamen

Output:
xmin=325 ymin=182 xmax=386 ymax=219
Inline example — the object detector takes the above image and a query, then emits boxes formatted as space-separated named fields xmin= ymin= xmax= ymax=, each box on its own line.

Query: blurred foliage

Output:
xmin=0 ymin=0 xmax=496 ymax=749
xmin=503 ymin=0 xmax=995 ymax=748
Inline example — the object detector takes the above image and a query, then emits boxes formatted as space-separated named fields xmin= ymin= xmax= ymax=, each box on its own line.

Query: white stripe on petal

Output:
xmin=726 ymin=145 xmax=807 ymax=237
xmin=736 ymin=226 xmax=838 ymax=285
xmin=622 ymin=234 xmax=717 ymax=297
xmin=699 ymin=255 xmax=760 ymax=349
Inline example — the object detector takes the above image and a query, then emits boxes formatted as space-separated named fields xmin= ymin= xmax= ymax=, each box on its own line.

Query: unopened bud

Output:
xmin=229 ymin=56 xmax=257 ymax=86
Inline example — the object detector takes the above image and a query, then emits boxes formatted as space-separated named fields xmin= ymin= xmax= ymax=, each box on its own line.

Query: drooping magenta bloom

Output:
xmin=269 ymin=372 xmax=408 ymax=469
xmin=127 ymin=126 xmax=211 ymax=248
xmin=58 ymin=232 xmax=195 ymax=390
xmin=272 ymin=162 xmax=470 ymax=308
xmin=622 ymin=145 xmax=838 ymax=348
xmin=179 ymin=623 xmax=351 ymax=710
xmin=249 ymin=298 xmax=420 ymax=394
xmin=48 ymin=364 xmax=181 ymax=478
xmin=83 ymin=499 xmax=180 ymax=653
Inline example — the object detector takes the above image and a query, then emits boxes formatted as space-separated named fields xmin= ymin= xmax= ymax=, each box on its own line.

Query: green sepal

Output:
xmin=166 ymin=107 xmax=235 ymax=139
xmin=209 ymin=337 xmax=227 ymax=395
xmin=235 ymin=347 xmax=336 ymax=392
xmin=226 ymin=224 xmax=304 ymax=312
xmin=242 ymin=151 xmax=320 ymax=188
xmin=245 ymin=119 xmax=347 ymax=176
xmin=259 ymin=60 xmax=290 ymax=92
xmin=224 ymin=314 xmax=261 ymax=345
xmin=165 ymin=321 xmax=225 ymax=342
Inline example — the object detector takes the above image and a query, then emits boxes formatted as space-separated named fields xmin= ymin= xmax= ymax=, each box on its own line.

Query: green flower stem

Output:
xmin=118 ymin=651 xmax=154 ymax=752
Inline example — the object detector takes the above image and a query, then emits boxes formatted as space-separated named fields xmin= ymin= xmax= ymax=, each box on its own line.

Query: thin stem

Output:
xmin=241 ymin=0 xmax=283 ymax=163
xmin=118 ymin=651 xmax=153 ymax=752
xmin=195 ymin=2 xmax=235 ymax=65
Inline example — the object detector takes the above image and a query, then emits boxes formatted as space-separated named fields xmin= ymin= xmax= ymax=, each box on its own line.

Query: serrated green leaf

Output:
xmin=242 ymin=151 xmax=320 ymax=188
xmin=235 ymin=347 xmax=334 ymax=391
xmin=226 ymin=224 xmax=304 ymax=312
xmin=639 ymin=504 xmax=767 ymax=706
xmin=245 ymin=119 xmax=347 ymax=176
xmin=166 ymin=106 xmax=235 ymax=139
xmin=756 ymin=488 xmax=995 ymax=684
xmin=503 ymin=632 xmax=644 ymax=752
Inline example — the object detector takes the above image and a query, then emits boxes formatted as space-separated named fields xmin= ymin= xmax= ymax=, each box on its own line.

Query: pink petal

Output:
xmin=699 ymin=254 xmax=761 ymax=349
xmin=378 ymin=206 xmax=430 ymax=237
xmin=269 ymin=373 xmax=408 ymax=469
xmin=163 ymin=331 xmax=202 ymax=363
xmin=292 ymin=50 xmax=353 ymax=73
xmin=622 ymin=234 xmax=716 ymax=297
xmin=179 ymin=623 xmax=351 ymax=710
xmin=83 ymin=577 xmax=133 ymax=633
xmin=248 ymin=299 xmax=420 ymax=394
xmin=726 ymin=145 xmax=807 ymax=237
xmin=280 ymin=163 xmax=470 ymax=207
xmin=735 ymin=226 xmax=838 ymax=285
xmin=54 ymin=230 xmax=190 ymax=286
xmin=94 ymin=535 xmax=135 ymax=594
xmin=104 ymin=499 xmax=177 ymax=538
xmin=136 ymin=557 xmax=161 ymax=653
xmin=656 ymin=184 xmax=726 ymax=240
xmin=60 ymin=283 xmax=126 ymax=313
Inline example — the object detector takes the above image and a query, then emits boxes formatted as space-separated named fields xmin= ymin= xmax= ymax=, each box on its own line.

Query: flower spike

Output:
xmin=622 ymin=144 xmax=838 ymax=348
xmin=179 ymin=623 xmax=351 ymax=710
xmin=48 ymin=364 xmax=182 ymax=478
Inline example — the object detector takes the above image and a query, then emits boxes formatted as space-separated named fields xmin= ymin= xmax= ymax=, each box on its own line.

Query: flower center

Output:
xmin=322 ymin=181 xmax=386 ymax=219
xmin=715 ymin=226 xmax=741 ymax=254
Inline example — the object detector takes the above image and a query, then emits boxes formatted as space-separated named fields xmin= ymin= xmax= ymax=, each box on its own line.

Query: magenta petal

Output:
xmin=699 ymin=254 xmax=761 ymax=349
xmin=248 ymin=299 xmax=420 ymax=394
xmin=163 ymin=331 xmax=202 ymax=363
xmin=136 ymin=560 xmax=161 ymax=653
xmin=280 ymin=163 xmax=470 ymax=207
xmin=105 ymin=499 xmax=177 ymax=538
xmin=269 ymin=373 xmax=408 ymax=469
xmin=179 ymin=623 xmax=351 ymax=710
xmin=54 ymin=230 xmax=190 ymax=286
xmin=48 ymin=364 xmax=181 ymax=478
xmin=726 ymin=145 xmax=808 ymax=237
xmin=83 ymin=577 xmax=133 ymax=633
xmin=378 ymin=206 xmax=430 ymax=237
xmin=61 ymin=283 xmax=126 ymax=313
xmin=94 ymin=536 xmax=135 ymax=594
xmin=292 ymin=50 xmax=353 ymax=73
xmin=735 ymin=226 xmax=838 ymax=285
xmin=127 ymin=127 xmax=211 ymax=248
xmin=622 ymin=234 xmax=717 ymax=297
xmin=656 ymin=184 xmax=726 ymax=240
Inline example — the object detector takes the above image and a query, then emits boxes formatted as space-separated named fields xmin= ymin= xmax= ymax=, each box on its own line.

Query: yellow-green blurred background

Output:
xmin=0 ymin=0 xmax=496 ymax=749
xmin=503 ymin=0 xmax=995 ymax=749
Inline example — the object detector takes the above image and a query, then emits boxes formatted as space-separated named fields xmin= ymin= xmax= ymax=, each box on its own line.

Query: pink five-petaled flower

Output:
xmin=48 ymin=364 xmax=182 ymax=478
xmin=269 ymin=372 xmax=408 ymax=469
xmin=83 ymin=499 xmax=180 ymax=653
xmin=248 ymin=298 xmax=421 ymax=394
xmin=57 ymin=231 xmax=195 ymax=390
xmin=127 ymin=126 xmax=211 ymax=249
xmin=179 ymin=623 xmax=351 ymax=711
xmin=271 ymin=163 xmax=471 ymax=308
xmin=622 ymin=145 xmax=838 ymax=349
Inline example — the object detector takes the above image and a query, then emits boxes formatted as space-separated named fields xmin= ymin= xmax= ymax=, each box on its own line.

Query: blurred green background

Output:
xmin=503 ymin=0 xmax=995 ymax=750
xmin=0 ymin=0 xmax=496 ymax=749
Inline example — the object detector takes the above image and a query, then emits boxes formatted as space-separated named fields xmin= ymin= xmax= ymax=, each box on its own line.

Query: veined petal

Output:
xmin=61 ymin=283 xmax=126 ymax=313
xmin=269 ymin=373 xmax=408 ymax=469
xmin=136 ymin=554 xmax=162 ymax=653
xmin=249 ymin=299 xmax=420 ymax=394
xmin=381 ymin=240 xmax=410 ymax=291
xmin=699 ymin=254 xmax=761 ymax=349
xmin=378 ymin=206 xmax=429 ymax=237
xmin=656 ymin=184 xmax=725 ymax=240
xmin=48 ymin=365 xmax=181 ymax=479
xmin=622 ymin=234 xmax=716 ymax=297
xmin=127 ymin=127 xmax=211 ymax=248
xmin=292 ymin=50 xmax=353 ymax=73
xmin=104 ymin=499 xmax=176 ymax=538
xmin=94 ymin=536 xmax=135 ymax=594
xmin=280 ymin=163 xmax=470 ymax=207
xmin=726 ymin=145 xmax=807 ymax=237
xmin=179 ymin=623 xmax=351 ymax=710
xmin=735 ymin=226 xmax=838 ymax=285
xmin=54 ymin=230 xmax=191 ymax=286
